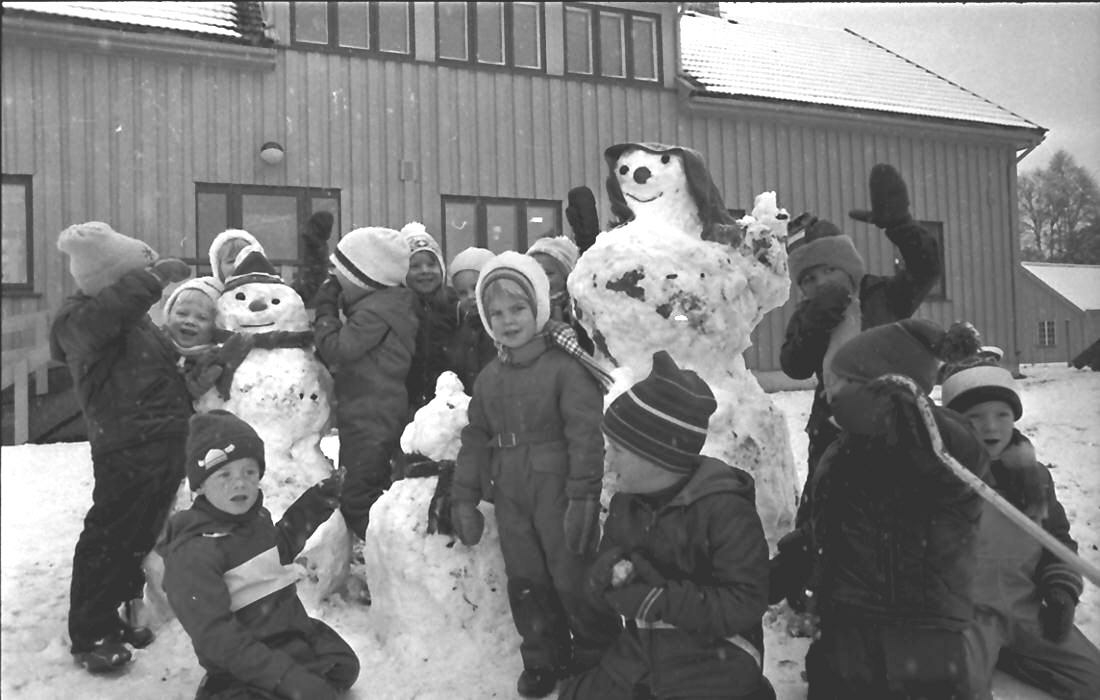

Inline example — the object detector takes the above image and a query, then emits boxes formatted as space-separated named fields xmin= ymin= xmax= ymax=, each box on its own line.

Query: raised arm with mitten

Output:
xmin=275 ymin=471 xmax=344 ymax=563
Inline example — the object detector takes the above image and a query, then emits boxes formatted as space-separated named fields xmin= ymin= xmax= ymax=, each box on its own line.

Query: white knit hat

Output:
xmin=448 ymin=247 xmax=495 ymax=283
xmin=57 ymin=221 xmax=159 ymax=296
xmin=401 ymin=222 xmax=446 ymax=281
xmin=332 ymin=227 xmax=410 ymax=289
xmin=941 ymin=364 xmax=1022 ymax=420
xmin=527 ymin=235 xmax=580 ymax=276
xmin=475 ymin=251 xmax=551 ymax=342
xmin=209 ymin=229 xmax=265 ymax=284
xmin=164 ymin=276 xmax=223 ymax=319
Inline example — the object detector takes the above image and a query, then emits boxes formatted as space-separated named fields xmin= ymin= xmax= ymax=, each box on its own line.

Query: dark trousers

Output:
xmin=338 ymin=436 xmax=396 ymax=539
xmin=69 ymin=438 xmax=185 ymax=652
xmin=558 ymin=660 xmax=776 ymax=700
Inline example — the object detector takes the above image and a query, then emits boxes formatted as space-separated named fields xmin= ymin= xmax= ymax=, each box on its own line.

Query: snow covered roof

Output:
xmin=680 ymin=11 xmax=1042 ymax=132
xmin=1 ymin=1 xmax=270 ymax=44
xmin=1021 ymin=262 xmax=1100 ymax=311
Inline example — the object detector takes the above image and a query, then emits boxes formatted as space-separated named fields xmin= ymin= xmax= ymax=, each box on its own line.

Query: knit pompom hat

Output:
xmin=331 ymin=226 xmax=410 ymax=289
xmin=941 ymin=359 xmax=1022 ymax=420
xmin=164 ymin=276 xmax=223 ymax=318
xmin=402 ymin=222 xmax=446 ymax=280
xmin=57 ymin=221 xmax=160 ymax=296
xmin=448 ymin=247 xmax=496 ymax=284
xmin=786 ymin=213 xmax=865 ymax=286
xmin=475 ymin=251 xmax=551 ymax=342
xmin=209 ymin=229 xmax=265 ymax=284
xmin=603 ymin=351 xmax=717 ymax=474
xmin=185 ymin=410 xmax=266 ymax=491
xmin=527 ymin=236 xmax=580 ymax=278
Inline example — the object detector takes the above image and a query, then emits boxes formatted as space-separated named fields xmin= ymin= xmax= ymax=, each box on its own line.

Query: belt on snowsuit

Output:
xmin=630 ymin=618 xmax=762 ymax=670
xmin=488 ymin=429 xmax=564 ymax=448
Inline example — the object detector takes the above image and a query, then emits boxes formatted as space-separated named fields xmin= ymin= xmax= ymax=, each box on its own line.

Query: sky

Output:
xmin=720 ymin=3 xmax=1100 ymax=178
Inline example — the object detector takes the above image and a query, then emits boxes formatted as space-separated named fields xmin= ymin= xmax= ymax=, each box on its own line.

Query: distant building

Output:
xmin=1017 ymin=262 xmax=1100 ymax=365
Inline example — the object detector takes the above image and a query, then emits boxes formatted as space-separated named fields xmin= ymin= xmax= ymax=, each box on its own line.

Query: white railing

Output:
xmin=1 ymin=310 xmax=52 ymax=445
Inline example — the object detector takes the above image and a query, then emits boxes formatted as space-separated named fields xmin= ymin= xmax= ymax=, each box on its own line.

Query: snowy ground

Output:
xmin=2 ymin=364 xmax=1097 ymax=699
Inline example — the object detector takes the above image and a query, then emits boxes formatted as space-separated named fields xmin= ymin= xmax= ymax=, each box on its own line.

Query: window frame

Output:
xmin=435 ymin=1 xmax=547 ymax=74
xmin=439 ymin=194 xmax=561 ymax=259
xmin=1038 ymin=320 xmax=1057 ymax=348
xmin=289 ymin=1 xmax=415 ymax=58
xmin=1 ymin=173 xmax=34 ymax=293
xmin=563 ymin=3 xmax=662 ymax=85
xmin=893 ymin=219 xmax=947 ymax=301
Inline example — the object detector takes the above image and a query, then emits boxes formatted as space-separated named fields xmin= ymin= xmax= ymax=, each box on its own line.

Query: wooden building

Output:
xmin=1016 ymin=262 xmax=1100 ymax=365
xmin=2 ymin=2 xmax=1045 ymax=439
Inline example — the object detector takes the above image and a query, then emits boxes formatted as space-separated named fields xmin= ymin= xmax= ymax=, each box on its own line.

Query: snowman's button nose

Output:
xmin=249 ymin=299 xmax=267 ymax=312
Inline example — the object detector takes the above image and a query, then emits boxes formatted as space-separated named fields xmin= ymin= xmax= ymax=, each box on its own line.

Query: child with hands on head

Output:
xmin=159 ymin=410 xmax=357 ymax=700
xmin=449 ymin=251 xmax=618 ymax=699
xmin=558 ymin=351 xmax=774 ymax=700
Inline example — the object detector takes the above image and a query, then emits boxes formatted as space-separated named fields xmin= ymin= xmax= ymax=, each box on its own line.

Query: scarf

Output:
xmin=497 ymin=320 xmax=614 ymax=392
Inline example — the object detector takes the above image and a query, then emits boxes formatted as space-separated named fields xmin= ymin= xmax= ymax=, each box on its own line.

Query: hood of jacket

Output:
xmin=665 ymin=457 xmax=756 ymax=510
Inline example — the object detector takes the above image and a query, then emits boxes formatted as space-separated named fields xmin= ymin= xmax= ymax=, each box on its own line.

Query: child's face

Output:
xmin=166 ymin=291 xmax=216 ymax=348
xmin=486 ymin=292 xmax=537 ymax=349
xmin=198 ymin=457 xmax=262 ymax=516
xmin=798 ymin=265 xmax=854 ymax=299
xmin=531 ymin=253 xmax=566 ymax=297
xmin=962 ymin=400 xmax=1015 ymax=459
xmin=452 ymin=270 xmax=479 ymax=314
xmin=406 ymin=251 xmax=443 ymax=295
xmin=604 ymin=437 xmax=685 ymax=494
xmin=218 ymin=239 xmax=250 ymax=279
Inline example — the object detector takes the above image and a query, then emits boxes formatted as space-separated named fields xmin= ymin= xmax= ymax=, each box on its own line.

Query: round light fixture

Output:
xmin=259 ymin=141 xmax=285 ymax=165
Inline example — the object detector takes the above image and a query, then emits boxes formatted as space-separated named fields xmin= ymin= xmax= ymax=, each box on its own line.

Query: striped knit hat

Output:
xmin=602 ymin=351 xmax=717 ymax=474
xmin=786 ymin=212 xmax=865 ymax=286
xmin=331 ymin=226 xmax=410 ymax=289
xmin=186 ymin=410 xmax=266 ymax=491
xmin=402 ymin=222 xmax=446 ymax=282
xmin=475 ymin=251 xmax=551 ymax=342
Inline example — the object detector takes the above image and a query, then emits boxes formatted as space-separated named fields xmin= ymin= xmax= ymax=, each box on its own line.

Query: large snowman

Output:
xmin=570 ymin=142 xmax=800 ymax=550
xmin=194 ymin=247 xmax=349 ymax=607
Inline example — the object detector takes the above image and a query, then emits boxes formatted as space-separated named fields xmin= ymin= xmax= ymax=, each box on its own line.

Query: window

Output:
xmin=893 ymin=220 xmax=947 ymax=300
xmin=564 ymin=4 xmax=661 ymax=83
xmin=436 ymin=2 xmax=544 ymax=71
xmin=1038 ymin=320 xmax=1056 ymax=347
xmin=2 ymin=174 xmax=33 ymax=292
xmin=441 ymin=195 xmax=560 ymax=258
xmin=290 ymin=2 xmax=413 ymax=56
xmin=195 ymin=183 xmax=340 ymax=271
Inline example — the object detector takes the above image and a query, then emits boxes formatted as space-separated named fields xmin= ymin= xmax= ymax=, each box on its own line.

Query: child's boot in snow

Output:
xmin=517 ymin=667 xmax=557 ymax=698
xmin=73 ymin=637 xmax=132 ymax=673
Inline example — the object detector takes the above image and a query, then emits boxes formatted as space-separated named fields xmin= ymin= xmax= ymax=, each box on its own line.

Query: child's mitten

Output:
xmin=185 ymin=362 xmax=223 ymax=400
xmin=312 ymin=275 xmax=342 ymax=318
xmin=566 ymin=186 xmax=600 ymax=254
xmin=849 ymin=164 xmax=912 ymax=230
xmin=213 ymin=333 xmax=256 ymax=400
xmin=603 ymin=552 xmax=667 ymax=623
xmin=148 ymin=258 xmax=192 ymax=287
xmin=795 ymin=283 xmax=852 ymax=335
xmin=1038 ymin=585 xmax=1077 ymax=643
xmin=310 ymin=469 xmax=345 ymax=510
xmin=450 ymin=501 xmax=484 ymax=546
xmin=768 ymin=528 xmax=812 ymax=608
xmin=585 ymin=545 xmax=627 ymax=597
xmin=563 ymin=496 xmax=600 ymax=555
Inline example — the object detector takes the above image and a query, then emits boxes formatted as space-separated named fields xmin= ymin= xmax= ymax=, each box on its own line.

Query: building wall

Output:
xmin=1 ymin=3 xmax=1027 ymax=371
xmin=1015 ymin=269 xmax=1098 ymax=364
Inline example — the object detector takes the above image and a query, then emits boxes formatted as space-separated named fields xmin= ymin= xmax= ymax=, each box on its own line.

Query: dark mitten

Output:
xmin=563 ymin=497 xmax=601 ymax=555
xmin=276 ymin=664 xmax=338 ymax=700
xmin=427 ymin=461 xmax=455 ymax=536
xmin=304 ymin=211 xmax=335 ymax=245
xmin=769 ymin=528 xmax=812 ymax=608
xmin=604 ymin=579 xmax=666 ymax=623
xmin=566 ymin=186 xmax=600 ymax=254
xmin=148 ymin=258 xmax=192 ymax=287
xmin=450 ymin=501 xmax=484 ymax=546
xmin=585 ymin=545 xmax=627 ymax=597
xmin=213 ymin=332 xmax=256 ymax=401
xmin=849 ymin=163 xmax=912 ymax=230
xmin=1039 ymin=586 xmax=1077 ymax=643
xmin=796 ymin=283 xmax=852 ymax=334
xmin=312 ymin=275 xmax=342 ymax=318
xmin=184 ymin=362 xmax=223 ymax=400
xmin=310 ymin=469 xmax=345 ymax=510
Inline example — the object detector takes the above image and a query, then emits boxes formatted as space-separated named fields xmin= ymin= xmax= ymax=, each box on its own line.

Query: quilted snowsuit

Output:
xmin=50 ymin=268 xmax=192 ymax=653
xmin=452 ymin=337 xmax=618 ymax=672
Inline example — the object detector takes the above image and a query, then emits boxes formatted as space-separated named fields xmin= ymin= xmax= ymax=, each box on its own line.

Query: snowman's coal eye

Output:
xmin=661 ymin=155 xmax=670 ymax=164
xmin=271 ymin=298 xmax=280 ymax=305
xmin=235 ymin=292 xmax=246 ymax=301
xmin=619 ymin=165 xmax=629 ymax=175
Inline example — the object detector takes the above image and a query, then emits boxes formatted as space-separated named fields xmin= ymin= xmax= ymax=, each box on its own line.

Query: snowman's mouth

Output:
xmin=626 ymin=192 xmax=662 ymax=204
xmin=241 ymin=322 xmax=275 ymax=328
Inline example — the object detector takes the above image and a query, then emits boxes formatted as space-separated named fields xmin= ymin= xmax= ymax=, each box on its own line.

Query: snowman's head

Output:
xmin=218 ymin=248 xmax=310 ymax=333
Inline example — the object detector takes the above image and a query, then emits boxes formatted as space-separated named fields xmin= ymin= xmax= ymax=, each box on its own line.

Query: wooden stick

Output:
xmin=875 ymin=374 xmax=1100 ymax=588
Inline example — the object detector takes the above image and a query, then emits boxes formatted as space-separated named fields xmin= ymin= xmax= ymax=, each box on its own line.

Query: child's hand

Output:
xmin=311 ymin=275 xmax=342 ymax=317
xmin=185 ymin=363 xmax=223 ymax=400
xmin=849 ymin=163 xmax=912 ymax=230
xmin=585 ymin=546 xmax=626 ymax=596
xmin=604 ymin=556 xmax=667 ymax=623
xmin=798 ymin=283 xmax=851 ymax=331
xmin=563 ymin=496 xmax=600 ymax=555
xmin=450 ymin=501 xmax=484 ymax=546
xmin=1038 ymin=586 xmax=1077 ymax=643
xmin=311 ymin=468 xmax=345 ymax=509
xmin=149 ymin=258 xmax=192 ymax=287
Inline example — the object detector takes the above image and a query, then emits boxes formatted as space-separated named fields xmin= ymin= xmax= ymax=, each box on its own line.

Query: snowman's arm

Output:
xmin=314 ymin=307 xmax=392 ymax=366
xmin=52 ymin=269 xmax=163 ymax=360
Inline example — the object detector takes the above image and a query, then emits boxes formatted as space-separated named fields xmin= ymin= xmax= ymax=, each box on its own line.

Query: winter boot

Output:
xmin=119 ymin=600 xmax=155 ymax=649
xmin=517 ymin=667 xmax=557 ymax=698
xmin=73 ymin=637 xmax=132 ymax=673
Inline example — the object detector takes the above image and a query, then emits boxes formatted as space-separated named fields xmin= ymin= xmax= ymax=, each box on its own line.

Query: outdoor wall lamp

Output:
xmin=259 ymin=141 xmax=285 ymax=165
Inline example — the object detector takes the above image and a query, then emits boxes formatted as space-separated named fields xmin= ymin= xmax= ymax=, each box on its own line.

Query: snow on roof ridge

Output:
xmin=1021 ymin=262 xmax=1100 ymax=311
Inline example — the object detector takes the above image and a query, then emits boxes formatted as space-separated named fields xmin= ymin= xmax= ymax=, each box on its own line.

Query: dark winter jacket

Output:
xmin=407 ymin=287 xmax=459 ymax=414
xmin=159 ymin=490 xmax=337 ymax=694
xmin=781 ymin=221 xmax=941 ymax=469
xmin=809 ymin=407 xmax=990 ymax=629
xmin=50 ymin=268 xmax=192 ymax=456
xmin=446 ymin=309 xmax=497 ymax=395
xmin=595 ymin=458 xmax=770 ymax=697
xmin=313 ymin=286 xmax=418 ymax=448
xmin=452 ymin=335 xmax=604 ymax=505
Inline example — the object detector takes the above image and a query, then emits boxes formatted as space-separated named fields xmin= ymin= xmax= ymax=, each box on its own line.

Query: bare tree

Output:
xmin=1019 ymin=150 xmax=1100 ymax=263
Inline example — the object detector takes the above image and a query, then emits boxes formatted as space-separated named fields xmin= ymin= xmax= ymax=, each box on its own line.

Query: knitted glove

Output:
xmin=603 ymin=552 xmax=667 ymax=623
xmin=849 ymin=163 xmax=913 ymax=230
xmin=276 ymin=664 xmax=337 ymax=700
xmin=213 ymin=332 xmax=256 ymax=401
xmin=566 ymin=186 xmax=600 ymax=254
xmin=312 ymin=275 xmax=342 ymax=318
xmin=148 ymin=258 xmax=192 ymax=287
xmin=450 ymin=501 xmax=484 ymax=546
xmin=1039 ymin=586 xmax=1077 ymax=643
xmin=795 ymin=283 xmax=852 ymax=334
xmin=563 ymin=497 xmax=601 ymax=555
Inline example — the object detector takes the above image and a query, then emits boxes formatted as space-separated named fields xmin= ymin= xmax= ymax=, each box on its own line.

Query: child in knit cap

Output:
xmin=558 ymin=350 xmax=774 ymax=700
xmin=312 ymin=226 xmax=419 ymax=540
xmin=801 ymin=319 xmax=990 ymax=699
xmin=208 ymin=228 xmax=265 ymax=284
xmin=450 ymin=251 xmax=617 ymax=698
xmin=527 ymin=235 xmax=594 ymax=354
xmin=446 ymin=246 xmax=497 ymax=393
xmin=50 ymin=221 xmax=194 ymax=673
xmin=160 ymin=410 xmax=358 ymax=699
xmin=771 ymin=164 xmax=942 ymax=611
xmin=942 ymin=358 xmax=1100 ymax=699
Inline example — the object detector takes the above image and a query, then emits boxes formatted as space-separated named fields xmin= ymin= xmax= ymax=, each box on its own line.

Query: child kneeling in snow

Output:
xmin=161 ymin=410 xmax=358 ymax=700
xmin=559 ymin=350 xmax=774 ymax=700
xmin=805 ymin=320 xmax=990 ymax=700
xmin=941 ymin=358 xmax=1100 ymax=700
xmin=450 ymin=251 xmax=618 ymax=698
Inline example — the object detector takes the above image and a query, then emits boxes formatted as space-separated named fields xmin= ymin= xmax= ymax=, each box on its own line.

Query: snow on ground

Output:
xmin=2 ymin=364 xmax=1097 ymax=699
